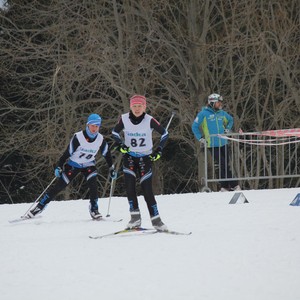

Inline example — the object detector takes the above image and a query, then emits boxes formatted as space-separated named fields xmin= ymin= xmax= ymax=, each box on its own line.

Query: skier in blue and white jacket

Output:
xmin=25 ymin=114 xmax=116 ymax=220
xmin=192 ymin=93 xmax=240 ymax=191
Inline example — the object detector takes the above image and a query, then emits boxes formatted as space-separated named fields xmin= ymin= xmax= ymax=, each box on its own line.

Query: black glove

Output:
xmin=115 ymin=144 xmax=130 ymax=154
xmin=109 ymin=165 xmax=117 ymax=179
xmin=149 ymin=147 xmax=162 ymax=162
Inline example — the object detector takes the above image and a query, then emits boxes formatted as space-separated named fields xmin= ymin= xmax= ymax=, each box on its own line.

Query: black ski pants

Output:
xmin=122 ymin=154 xmax=158 ymax=217
xmin=209 ymin=144 xmax=238 ymax=189
xmin=39 ymin=164 xmax=98 ymax=207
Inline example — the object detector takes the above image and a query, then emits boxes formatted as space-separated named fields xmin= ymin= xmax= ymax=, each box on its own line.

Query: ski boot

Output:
xmin=126 ymin=210 xmax=141 ymax=229
xmin=151 ymin=215 xmax=168 ymax=231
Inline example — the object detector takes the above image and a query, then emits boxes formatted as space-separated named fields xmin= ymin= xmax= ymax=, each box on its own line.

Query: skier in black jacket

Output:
xmin=112 ymin=95 xmax=169 ymax=230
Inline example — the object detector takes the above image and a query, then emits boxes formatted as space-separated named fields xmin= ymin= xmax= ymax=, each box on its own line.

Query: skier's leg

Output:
xmin=123 ymin=155 xmax=141 ymax=228
xmin=84 ymin=166 xmax=102 ymax=219
xmin=27 ymin=165 xmax=78 ymax=217
xmin=139 ymin=157 xmax=167 ymax=230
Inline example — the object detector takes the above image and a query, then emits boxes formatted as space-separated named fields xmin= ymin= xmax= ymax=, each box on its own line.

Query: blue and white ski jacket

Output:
xmin=191 ymin=106 xmax=233 ymax=147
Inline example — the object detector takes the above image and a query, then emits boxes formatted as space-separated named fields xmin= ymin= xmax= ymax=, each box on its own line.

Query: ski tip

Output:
xmin=8 ymin=215 xmax=42 ymax=223
xmin=8 ymin=216 xmax=27 ymax=223
xmin=157 ymin=229 xmax=192 ymax=235
xmin=92 ymin=217 xmax=123 ymax=222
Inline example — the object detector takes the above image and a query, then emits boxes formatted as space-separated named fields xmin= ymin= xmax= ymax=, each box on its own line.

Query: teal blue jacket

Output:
xmin=191 ymin=106 xmax=233 ymax=147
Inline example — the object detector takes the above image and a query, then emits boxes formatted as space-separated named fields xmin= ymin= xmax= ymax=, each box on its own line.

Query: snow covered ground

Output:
xmin=1 ymin=188 xmax=300 ymax=300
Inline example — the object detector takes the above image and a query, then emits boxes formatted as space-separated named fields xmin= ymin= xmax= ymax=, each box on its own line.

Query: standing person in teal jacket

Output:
xmin=192 ymin=93 xmax=240 ymax=191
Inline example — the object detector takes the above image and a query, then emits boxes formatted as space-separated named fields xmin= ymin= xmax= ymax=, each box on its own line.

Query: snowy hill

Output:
xmin=1 ymin=188 xmax=300 ymax=300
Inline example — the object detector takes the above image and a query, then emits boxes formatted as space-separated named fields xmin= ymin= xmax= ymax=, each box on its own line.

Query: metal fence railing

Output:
xmin=203 ymin=128 xmax=300 ymax=191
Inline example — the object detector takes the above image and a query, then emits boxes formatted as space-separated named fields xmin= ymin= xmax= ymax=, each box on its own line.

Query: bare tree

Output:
xmin=1 ymin=0 xmax=299 ymax=204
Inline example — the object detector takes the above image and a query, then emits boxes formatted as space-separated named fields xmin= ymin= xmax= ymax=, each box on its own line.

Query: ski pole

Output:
xmin=22 ymin=176 xmax=57 ymax=217
xmin=106 ymin=178 xmax=115 ymax=217
xmin=165 ymin=111 xmax=176 ymax=131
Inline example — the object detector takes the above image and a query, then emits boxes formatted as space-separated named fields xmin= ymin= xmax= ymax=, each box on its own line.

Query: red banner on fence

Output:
xmin=260 ymin=128 xmax=300 ymax=137
xmin=239 ymin=128 xmax=300 ymax=137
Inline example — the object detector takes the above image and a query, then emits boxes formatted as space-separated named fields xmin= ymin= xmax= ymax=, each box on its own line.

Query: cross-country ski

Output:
xmin=9 ymin=216 xmax=122 ymax=224
xmin=89 ymin=227 xmax=192 ymax=239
